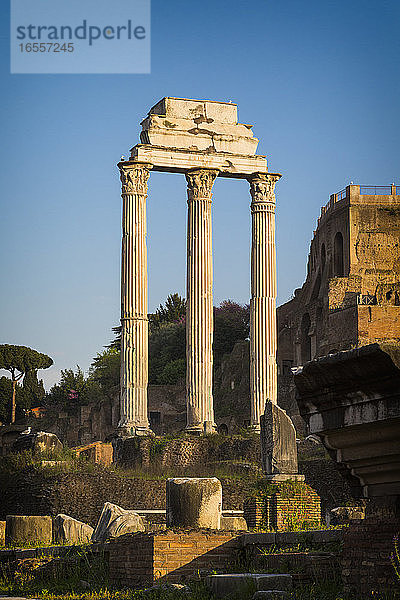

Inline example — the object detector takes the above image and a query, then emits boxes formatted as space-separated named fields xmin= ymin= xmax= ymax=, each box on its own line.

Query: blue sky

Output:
xmin=1 ymin=0 xmax=399 ymax=389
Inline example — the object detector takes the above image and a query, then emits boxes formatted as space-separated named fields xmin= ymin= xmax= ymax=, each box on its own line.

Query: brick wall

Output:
xmin=273 ymin=487 xmax=321 ymax=530
xmin=243 ymin=483 xmax=321 ymax=530
xmin=342 ymin=515 xmax=400 ymax=596
xmin=109 ymin=530 xmax=241 ymax=586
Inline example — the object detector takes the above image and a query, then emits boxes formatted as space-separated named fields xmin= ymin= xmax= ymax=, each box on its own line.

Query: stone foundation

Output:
xmin=115 ymin=435 xmax=260 ymax=470
xmin=108 ymin=530 xmax=241 ymax=586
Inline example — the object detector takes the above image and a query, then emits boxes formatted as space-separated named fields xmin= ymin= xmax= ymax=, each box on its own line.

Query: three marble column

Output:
xmin=118 ymin=163 xmax=279 ymax=435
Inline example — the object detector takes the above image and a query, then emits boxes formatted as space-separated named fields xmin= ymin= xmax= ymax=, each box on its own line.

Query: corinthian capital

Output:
xmin=249 ymin=173 xmax=280 ymax=204
xmin=119 ymin=163 xmax=152 ymax=195
xmin=186 ymin=169 xmax=219 ymax=201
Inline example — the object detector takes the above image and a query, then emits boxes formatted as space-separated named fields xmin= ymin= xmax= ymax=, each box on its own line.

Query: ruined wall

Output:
xmin=277 ymin=185 xmax=400 ymax=433
xmin=109 ymin=531 xmax=241 ymax=587
xmin=37 ymin=399 xmax=118 ymax=447
xmin=115 ymin=435 xmax=261 ymax=470
xmin=341 ymin=498 xmax=400 ymax=597
xmin=277 ymin=185 xmax=400 ymax=373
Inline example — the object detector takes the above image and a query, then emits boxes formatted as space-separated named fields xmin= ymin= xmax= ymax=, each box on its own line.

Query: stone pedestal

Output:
xmin=260 ymin=403 xmax=299 ymax=478
xmin=248 ymin=173 xmax=281 ymax=430
xmin=118 ymin=163 xmax=152 ymax=436
xmin=166 ymin=477 xmax=222 ymax=529
xmin=5 ymin=515 xmax=52 ymax=546
xmin=185 ymin=169 xmax=219 ymax=433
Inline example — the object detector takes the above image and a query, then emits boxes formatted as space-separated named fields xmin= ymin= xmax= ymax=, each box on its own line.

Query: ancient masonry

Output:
xmin=277 ymin=183 xmax=400 ymax=370
xmin=118 ymin=98 xmax=281 ymax=435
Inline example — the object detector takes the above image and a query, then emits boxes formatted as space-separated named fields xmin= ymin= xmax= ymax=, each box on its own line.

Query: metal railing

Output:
xmin=336 ymin=188 xmax=347 ymax=201
xmin=315 ymin=184 xmax=399 ymax=234
xmin=359 ymin=185 xmax=393 ymax=195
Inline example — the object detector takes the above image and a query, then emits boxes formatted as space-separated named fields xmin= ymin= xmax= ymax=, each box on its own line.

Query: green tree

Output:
xmin=0 ymin=377 xmax=23 ymax=423
xmin=0 ymin=344 xmax=53 ymax=423
xmin=149 ymin=321 xmax=186 ymax=384
xmin=21 ymin=369 xmax=46 ymax=408
xmin=89 ymin=348 xmax=120 ymax=399
xmin=213 ymin=300 xmax=250 ymax=369
xmin=46 ymin=366 xmax=88 ymax=409
xmin=107 ymin=293 xmax=186 ymax=351
xmin=149 ymin=293 xmax=186 ymax=331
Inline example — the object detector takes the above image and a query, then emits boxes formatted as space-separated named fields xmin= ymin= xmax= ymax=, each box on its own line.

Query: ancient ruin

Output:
xmin=277 ymin=184 xmax=400 ymax=368
xmin=277 ymin=183 xmax=400 ymax=431
xmin=295 ymin=342 xmax=400 ymax=595
xmin=118 ymin=98 xmax=281 ymax=436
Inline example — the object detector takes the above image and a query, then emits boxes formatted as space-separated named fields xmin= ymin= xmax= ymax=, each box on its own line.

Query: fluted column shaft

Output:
xmin=249 ymin=173 xmax=280 ymax=429
xmin=118 ymin=163 xmax=152 ymax=434
xmin=185 ymin=169 xmax=219 ymax=432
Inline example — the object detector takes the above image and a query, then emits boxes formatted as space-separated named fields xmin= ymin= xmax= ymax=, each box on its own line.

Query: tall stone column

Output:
xmin=185 ymin=168 xmax=219 ymax=433
xmin=118 ymin=162 xmax=152 ymax=436
xmin=248 ymin=173 xmax=281 ymax=430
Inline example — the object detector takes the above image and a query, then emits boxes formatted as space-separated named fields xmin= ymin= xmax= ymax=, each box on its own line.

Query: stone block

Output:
xmin=220 ymin=516 xmax=248 ymax=531
xmin=260 ymin=403 xmax=298 ymax=476
xmin=166 ymin=477 xmax=222 ymax=529
xmin=0 ymin=520 xmax=5 ymax=545
xmin=53 ymin=514 xmax=94 ymax=544
xmin=6 ymin=515 xmax=52 ymax=546
xmin=143 ymin=98 xmax=248 ymax=156
xmin=206 ymin=574 xmax=292 ymax=598
xmin=330 ymin=506 xmax=365 ymax=524
xmin=73 ymin=442 xmax=113 ymax=466
xmin=12 ymin=431 xmax=62 ymax=454
xmin=91 ymin=502 xmax=145 ymax=543
xmin=148 ymin=97 xmax=238 ymax=124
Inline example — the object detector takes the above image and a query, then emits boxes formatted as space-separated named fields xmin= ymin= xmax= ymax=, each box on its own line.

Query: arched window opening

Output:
xmin=333 ymin=232 xmax=344 ymax=276
xmin=218 ymin=423 xmax=228 ymax=435
xmin=300 ymin=313 xmax=311 ymax=364
xmin=321 ymin=243 xmax=326 ymax=273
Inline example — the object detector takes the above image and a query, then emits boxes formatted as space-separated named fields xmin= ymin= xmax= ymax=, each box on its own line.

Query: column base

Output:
xmin=264 ymin=473 xmax=305 ymax=482
xmin=116 ymin=424 xmax=154 ymax=438
xmin=185 ymin=421 xmax=217 ymax=436
xmin=248 ymin=424 xmax=261 ymax=434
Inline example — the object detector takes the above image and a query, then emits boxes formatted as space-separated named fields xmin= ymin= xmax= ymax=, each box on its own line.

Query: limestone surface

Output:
xmin=53 ymin=514 xmax=94 ymax=544
xmin=6 ymin=515 xmax=52 ymax=546
xmin=12 ymin=431 xmax=62 ymax=454
xmin=220 ymin=516 xmax=248 ymax=531
xmin=166 ymin=477 xmax=222 ymax=529
xmin=91 ymin=502 xmax=145 ymax=543
xmin=140 ymin=97 xmax=258 ymax=156
xmin=260 ymin=403 xmax=298 ymax=476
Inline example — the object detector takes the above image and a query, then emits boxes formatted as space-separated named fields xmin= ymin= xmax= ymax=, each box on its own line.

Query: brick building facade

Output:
xmin=277 ymin=183 xmax=400 ymax=373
